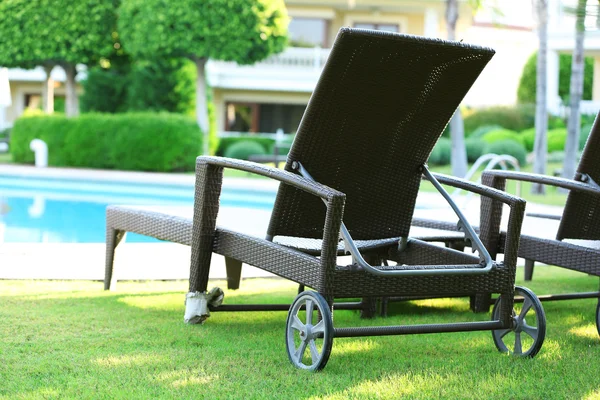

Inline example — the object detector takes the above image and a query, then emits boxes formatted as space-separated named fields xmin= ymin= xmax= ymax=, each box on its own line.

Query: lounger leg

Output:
xmin=298 ymin=284 xmax=305 ymax=294
xmin=469 ymin=293 xmax=491 ymax=313
xmin=524 ymin=259 xmax=535 ymax=281
xmin=225 ymin=257 xmax=242 ymax=290
xmin=104 ymin=228 xmax=126 ymax=291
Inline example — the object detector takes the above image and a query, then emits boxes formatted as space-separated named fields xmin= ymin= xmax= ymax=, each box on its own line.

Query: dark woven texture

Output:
xmin=268 ymin=28 xmax=495 ymax=240
xmin=558 ymin=114 xmax=600 ymax=240
xmin=186 ymin=29 xmax=532 ymax=332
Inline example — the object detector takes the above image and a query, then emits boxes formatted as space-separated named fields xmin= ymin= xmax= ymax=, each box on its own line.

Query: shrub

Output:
xmin=224 ymin=140 xmax=268 ymax=160
xmin=517 ymin=51 xmax=593 ymax=104
xmin=481 ymin=129 xmax=524 ymax=146
xmin=217 ymin=136 xmax=273 ymax=156
xmin=483 ymin=140 xmax=527 ymax=166
xmin=10 ymin=113 xmax=201 ymax=172
xmin=81 ymin=58 xmax=195 ymax=115
xmin=520 ymin=128 xmax=536 ymax=152
xmin=80 ymin=67 xmax=129 ymax=113
xmin=465 ymin=138 xmax=487 ymax=163
xmin=547 ymin=128 xmax=567 ymax=152
xmin=428 ymin=138 xmax=451 ymax=166
xmin=549 ymin=116 xmax=566 ymax=129
xmin=468 ymin=124 xmax=504 ymax=139
xmin=463 ymin=106 xmax=535 ymax=134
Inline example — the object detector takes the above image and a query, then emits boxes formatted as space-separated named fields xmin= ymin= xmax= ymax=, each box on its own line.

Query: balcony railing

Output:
xmin=206 ymin=47 xmax=331 ymax=92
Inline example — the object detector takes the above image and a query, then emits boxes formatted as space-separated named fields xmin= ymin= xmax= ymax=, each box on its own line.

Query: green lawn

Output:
xmin=2 ymin=266 xmax=600 ymax=399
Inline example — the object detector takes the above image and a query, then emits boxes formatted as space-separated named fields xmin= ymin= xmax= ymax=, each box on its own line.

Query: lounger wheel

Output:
xmin=491 ymin=286 xmax=546 ymax=358
xmin=595 ymin=300 xmax=600 ymax=337
xmin=285 ymin=291 xmax=333 ymax=371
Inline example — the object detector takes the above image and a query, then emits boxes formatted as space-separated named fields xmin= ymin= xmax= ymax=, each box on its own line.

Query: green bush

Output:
xmin=517 ymin=52 xmax=593 ymax=104
xmin=520 ymin=128 xmax=536 ymax=152
xmin=481 ymin=129 xmax=524 ymax=146
xmin=428 ymin=138 xmax=451 ymax=166
xmin=483 ymin=140 xmax=527 ymax=166
xmin=224 ymin=140 xmax=268 ymax=160
xmin=549 ymin=116 xmax=566 ymax=129
xmin=548 ymin=128 xmax=567 ymax=152
xmin=10 ymin=113 xmax=201 ymax=171
xmin=81 ymin=58 xmax=195 ymax=115
xmin=464 ymin=106 xmax=535 ymax=134
xmin=468 ymin=124 xmax=504 ymax=139
xmin=217 ymin=136 xmax=273 ymax=156
xmin=465 ymin=138 xmax=487 ymax=163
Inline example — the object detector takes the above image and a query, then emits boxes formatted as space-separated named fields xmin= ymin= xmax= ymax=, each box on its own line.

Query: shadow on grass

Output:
xmin=3 ymin=280 xmax=600 ymax=399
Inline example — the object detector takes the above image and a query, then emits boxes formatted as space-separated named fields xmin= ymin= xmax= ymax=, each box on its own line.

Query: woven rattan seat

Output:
xmin=107 ymin=28 xmax=547 ymax=370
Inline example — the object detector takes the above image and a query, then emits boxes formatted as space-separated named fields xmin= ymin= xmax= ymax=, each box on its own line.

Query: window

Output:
xmin=289 ymin=18 xmax=328 ymax=47
xmin=225 ymin=103 xmax=307 ymax=134
xmin=354 ymin=23 xmax=399 ymax=33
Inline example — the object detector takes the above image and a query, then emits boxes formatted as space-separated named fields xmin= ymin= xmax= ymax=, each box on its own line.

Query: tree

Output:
xmin=531 ymin=0 xmax=549 ymax=194
xmin=0 ymin=0 xmax=119 ymax=117
xmin=119 ymin=0 xmax=288 ymax=155
xmin=0 ymin=1 xmax=53 ymax=114
xmin=445 ymin=0 xmax=484 ymax=177
xmin=563 ymin=0 xmax=588 ymax=184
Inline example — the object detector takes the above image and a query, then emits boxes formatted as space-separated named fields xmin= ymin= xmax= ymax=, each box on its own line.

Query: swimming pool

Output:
xmin=0 ymin=174 xmax=276 ymax=243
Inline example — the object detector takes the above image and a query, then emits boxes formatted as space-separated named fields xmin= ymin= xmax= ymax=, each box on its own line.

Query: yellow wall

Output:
xmin=6 ymin=81 xmax=81 ymax=124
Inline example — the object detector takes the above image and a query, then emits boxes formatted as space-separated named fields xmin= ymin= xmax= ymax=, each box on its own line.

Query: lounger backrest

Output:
xmin=557 ymin=114 xmax=600 ymax=240
xmin=267 ymin=28 xmax=495 ymax=240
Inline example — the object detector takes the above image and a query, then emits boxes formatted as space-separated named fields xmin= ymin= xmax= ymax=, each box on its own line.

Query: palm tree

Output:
xmin=563 ymin=0 xmax=588 ymax=184
xmin=531 ymin=0 xmax=549 ymax=194
xmin=446 ymin=0 xmax=468 ymax=178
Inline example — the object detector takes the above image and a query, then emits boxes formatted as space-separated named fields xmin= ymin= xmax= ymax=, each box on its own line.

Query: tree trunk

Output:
xmin=446 ymin=0 xmax=468 ymax=177
xmin=563 ymin=0 xmax=587 ymax=185
xmin=531 ymin=0 xmax=548 ymax=194
xmin=42 ymin=64 xmax=54 ymax=114
xmin=195 ymin=58 xmax=210 ymax=155
xmin=63 ymin=63 xmax=79 ymax=117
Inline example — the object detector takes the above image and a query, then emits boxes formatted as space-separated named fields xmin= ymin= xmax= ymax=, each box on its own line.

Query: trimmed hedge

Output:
xmin=484 ymin=140 xmax=527 ymax=166
xmin=468 ymin=124 xmax=504 ymax=139
xmin=428 ymin=138 xmax=451 ymax=166
xmin=521 ymin=128 xmax=536 ymax=152
xmin=465 ymin=138 xmax=486 ymax=163
xmin=464 ymin=106 xmax=535 ymax=134
xmin=548 ymin=128 xmax=567 ymax=152
xmin=224 ymin=140 xmax=267 ymax=160
xmin=481 ymin=129 xmax=524 ymax=146
xmin=217 ymin=136 xmax=272 ymax=156
xmin=11 ymin=113 xmax=202 ymax=172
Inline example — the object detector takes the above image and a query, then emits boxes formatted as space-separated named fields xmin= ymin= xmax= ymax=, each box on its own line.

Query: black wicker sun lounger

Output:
xmin=182 ymin=28 xmax=546 ymax=371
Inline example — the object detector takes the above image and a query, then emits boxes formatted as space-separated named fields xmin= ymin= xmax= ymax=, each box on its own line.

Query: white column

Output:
xmin=546 ymin=49 xmax=561 ymax=115
xmin=424 ymin=8 xmax=440 ymax=38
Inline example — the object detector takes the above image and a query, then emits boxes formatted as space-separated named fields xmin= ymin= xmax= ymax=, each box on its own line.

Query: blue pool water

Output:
xmin=0 ymin=175 xmax=276 ymax=243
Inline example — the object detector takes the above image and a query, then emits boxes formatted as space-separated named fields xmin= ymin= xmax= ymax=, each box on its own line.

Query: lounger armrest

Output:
xmin=189 ymin=156 xmax=346 ymax=294
xmin=197 ymin=156 xmax=345 ymax=201
xmin=481 ymin=170 xmax=600 ymax=196
xmin=426 ymin=172 xmax=526 ymax=267
xmin=430 ymin=172 xmax=525 ymax=207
